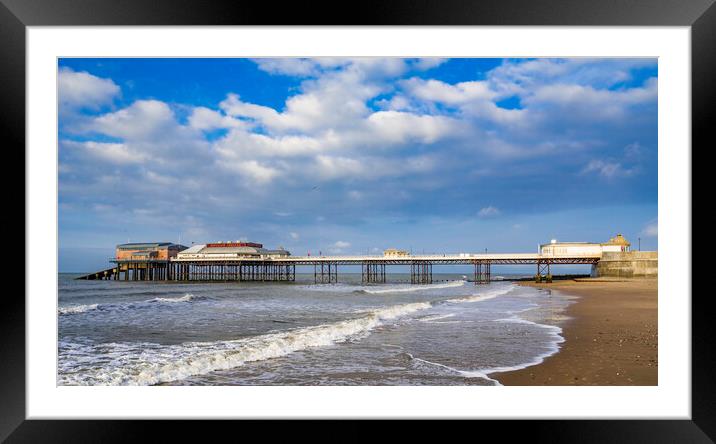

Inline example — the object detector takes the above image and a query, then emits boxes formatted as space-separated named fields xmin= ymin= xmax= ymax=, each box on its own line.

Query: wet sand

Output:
xmin=492 ymin=278 xmax=658 ymax=385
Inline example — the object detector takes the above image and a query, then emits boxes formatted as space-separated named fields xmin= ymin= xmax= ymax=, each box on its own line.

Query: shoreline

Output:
xmin=491 ymin=278 xmax=658 ymax=385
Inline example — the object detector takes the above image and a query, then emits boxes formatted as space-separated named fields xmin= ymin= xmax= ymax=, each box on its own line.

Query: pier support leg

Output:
xmin=536 ymin=261 xmax=552 ymax=283
xmin=410 ymin=261 xmax=432 ymax=284
xmin=363 ymin=262 xmax=386 ymax=284
xmin=474 ymin=260 xmax=491 ymax=284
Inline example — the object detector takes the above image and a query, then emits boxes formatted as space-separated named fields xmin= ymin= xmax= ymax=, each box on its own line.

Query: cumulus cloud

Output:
xmin=58 ymin=57 xmax=657 ymax=248
xmin=59 ymin=67 xmax=120 ymax=110
xmin=223 ymin=160 xmax=280 ymax=184
xmin=410 ymin=58 xmax=447 ymax=71
xmin=90 ymin=100 xmax=177 ymax=140
xmin=366 ymin=111 xmax=459 ymax=144
xmin=402 ymin=78 xmax=496 ymax=105
xmin=253 ymin=58 xmax=325 ymax=77
xmin=188 ymin=107 xmax=247 ymax=131
xmin=525 ymin=79 xmax=657 ymax=121
xmin=69 ymin=140 xmax=147 ymax=165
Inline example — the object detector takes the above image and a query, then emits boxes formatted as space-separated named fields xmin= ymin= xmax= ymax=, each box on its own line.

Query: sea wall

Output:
xmin=592 ymin=251 xmax=658 ymax=278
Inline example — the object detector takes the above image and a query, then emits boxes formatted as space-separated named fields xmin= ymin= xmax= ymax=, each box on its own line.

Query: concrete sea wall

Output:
xmin=592 ymin=251 xmax=658 ymax=278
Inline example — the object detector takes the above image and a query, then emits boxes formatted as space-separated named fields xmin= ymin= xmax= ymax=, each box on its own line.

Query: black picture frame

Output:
xmin=5 ymin=0 xmax=710 ymax=440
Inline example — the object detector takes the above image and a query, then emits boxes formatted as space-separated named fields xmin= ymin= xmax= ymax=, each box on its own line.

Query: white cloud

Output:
xmin=90 ymin=100 xmax=177 ymax=140
xmin=58 ymin=58 xmax=657 ymax=243
xmin=478 ymin=206 xmax=501 ymax=218
xmin=399 ymin=77 xmax=526 ymax=125
xmin=402 ymin=78 xmax=496 ymax=105
xmin=624 ymin=142 xmax=644 ymax=160
xmin=253 ymin=58 xmax=323 ymax=76
xmin=222 ymin=160 xmax=280 ymax=184
xmin=289 ymin=232 xmax=300 ymax=240
xmin=214 ymin=129 xmax=331 ymax=158
xmin=188 ymin=107 xmax=247 ymax=131
xmin=411 ymin=58 xmax=447 ymax=71
xmin=333 ymin=241 xmax=351 ymax=248
xmin=311 ymin=154 xmax=436 ymax=181
xmin=59 ymin=67 xmax=120 ymax=110
xmin=67 ymin=140 xmax=147 ymax=165
xmin=525 ymin=78 xmax=657 ymax=121
xmin=641 ymin=219 xmax=658 ymax=237
xmin=488 ymin=58 xmax=656 ymax=95
xmin=313 ymin=155 xmax=366 ymax=180
xmin=366 ymin=111 xmax=458 ymax=144
xmin=582 ymin=160 xmax=637 ymax=179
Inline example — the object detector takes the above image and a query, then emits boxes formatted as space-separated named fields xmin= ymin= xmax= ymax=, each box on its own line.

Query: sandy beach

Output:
xmin=492 ymin=278 xmax=658 ymax=385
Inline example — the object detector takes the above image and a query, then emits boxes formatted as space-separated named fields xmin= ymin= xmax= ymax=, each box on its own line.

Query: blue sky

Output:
xmin=58 ymin=58 xmax=658 ymax=272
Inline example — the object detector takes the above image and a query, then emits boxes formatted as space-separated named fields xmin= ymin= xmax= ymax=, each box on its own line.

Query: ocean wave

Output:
xmin=361 ymin=280 xmax=467 ymax=294
xmin=443 ymin=285 xmax=514 ymax=304
xmin=299 ymin=280 xmax=468 ymax=295
xmin=58 ymin=285 xmax=517 ymax=385
xmin=147 ymin=294 xmax=202 ymax=304
xmin=58 ymin=304 xmax=100 ymax=315
xmin=58 ymin=301 xmax=433 ymax=386
xmin=58 ymin=293 xmax=202 ymax=316
xmin=460 ymin=321 xmax=565 ymax=385
xmin=403 ymin=315 xmax=564 ymax=386
xmin=417 ymin=313 xmax=456 ymax=322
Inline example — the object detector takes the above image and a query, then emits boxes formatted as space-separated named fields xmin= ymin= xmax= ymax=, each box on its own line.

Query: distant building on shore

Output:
xmin=115 ymin=242 xmax=187 ymax=261
xmin=176 ymin=241 xmax=290 ymax=260
xmin=383 ymin=248 xmax=410 ymax=258
xmin=540 ymin=234 xmax=631 ymax=256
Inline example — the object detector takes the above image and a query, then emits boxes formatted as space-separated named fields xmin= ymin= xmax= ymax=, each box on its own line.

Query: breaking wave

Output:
xmin=59 ymin=285 xmax=517 ymax=385
xmin=58 ymin=301 xmax=432 ymax=385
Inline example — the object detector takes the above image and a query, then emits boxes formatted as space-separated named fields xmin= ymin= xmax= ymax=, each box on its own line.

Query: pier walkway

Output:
xmin=95 ymin=253 xmax=601 ymax=285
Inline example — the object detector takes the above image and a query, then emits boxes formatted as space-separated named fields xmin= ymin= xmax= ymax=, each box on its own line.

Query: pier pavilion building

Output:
xmin=115 ymin=242 xmax=187 ymax=261
xmin=539 ymin=234 xmax=632 ymax=256
xmin=176 ymin=241 xmax=291 ymax=260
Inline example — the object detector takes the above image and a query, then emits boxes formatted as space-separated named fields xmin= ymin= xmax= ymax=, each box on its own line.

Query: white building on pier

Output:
xmin=539 ymin=233 xmax=631 ymax=256
xmin=176 ymin=241 xmax=290 ymax=260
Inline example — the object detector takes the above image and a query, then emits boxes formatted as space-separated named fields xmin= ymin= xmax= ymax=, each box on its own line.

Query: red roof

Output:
xmin=205 ymin=242 xmax=263 ymax=248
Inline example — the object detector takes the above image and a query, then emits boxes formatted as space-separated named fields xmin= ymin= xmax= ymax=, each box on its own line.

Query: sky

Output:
xmin=58 ymin=58 xmax=658 ymax=272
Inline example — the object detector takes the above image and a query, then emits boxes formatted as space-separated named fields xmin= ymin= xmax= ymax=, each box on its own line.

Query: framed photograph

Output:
xmin=8 ymin=0 xmax=710 ymax=439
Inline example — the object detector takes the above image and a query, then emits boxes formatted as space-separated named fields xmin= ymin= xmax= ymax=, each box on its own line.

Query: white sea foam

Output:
xmin=147 ymin=294 xmax=200 ymax=304
xmin=417 ymin=313 xmax=456 ymax=322
xmin=58 ymin=303 xmax=100 ymax=315
xmin=362 ymin=280 xmax=466 ymax=294
xmin=58 ymin=293 xmax=200 ymax=316
xmin=59 ymin=284 xmax=519 ymax=385
xmin=444 ymin=285 xmax=514 ymax=304
xmin=58 ymin=301 xmax=433 ymax=385
xmin=408 ymin=315 xmax=565 ymax=386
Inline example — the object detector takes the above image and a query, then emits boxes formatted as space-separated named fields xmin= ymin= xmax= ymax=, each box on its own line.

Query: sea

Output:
xmin=57 ymin=273 xmax=574 ymax=386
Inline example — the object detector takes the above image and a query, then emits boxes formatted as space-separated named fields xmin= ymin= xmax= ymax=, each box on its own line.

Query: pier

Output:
xmin=73 ymin=237 xmax=646 ymax=284
xmin=79 ymin=253 xmax=601 ymax=284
